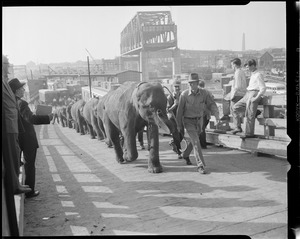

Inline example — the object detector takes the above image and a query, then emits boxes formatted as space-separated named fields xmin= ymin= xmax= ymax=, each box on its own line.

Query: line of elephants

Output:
xmin=56 ymin=81 xmax=182 ymax=173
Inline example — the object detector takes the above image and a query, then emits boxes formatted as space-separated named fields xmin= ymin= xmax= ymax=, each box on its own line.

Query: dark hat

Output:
xmin=188 ymin=73 xmax=199 ymax=83
xmin=8 ymin=78 xmax=26 ymax=93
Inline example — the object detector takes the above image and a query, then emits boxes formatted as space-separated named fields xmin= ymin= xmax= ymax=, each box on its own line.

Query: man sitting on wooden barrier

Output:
xmin=230 ymin=59 xmax=266 ymax=139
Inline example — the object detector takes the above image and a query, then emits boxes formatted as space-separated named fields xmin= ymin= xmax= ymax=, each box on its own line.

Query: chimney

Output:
xmin=242 ymin=33 xmax=245 ymax=51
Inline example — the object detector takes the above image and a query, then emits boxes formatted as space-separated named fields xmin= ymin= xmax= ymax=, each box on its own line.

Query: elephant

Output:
xmin=58 ymin=106 xmax=68 ymax=127
xmin=66 ymin=103 xmax=73 ymax=128
xmin=70 ymin=99 xmax=87 ymax=135
xmin=98 ymin=81 xmax=178 ymax=173
xmin=96 ymin=94 xmax=113 ymax=148
xmin=82 ymin=97 xmax=104 ymax=140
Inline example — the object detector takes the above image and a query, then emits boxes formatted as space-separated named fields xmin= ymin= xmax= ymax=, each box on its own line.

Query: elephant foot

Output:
xmin=116 ymin=158 xmax=125 ymax=164
xmin=148 ymin=164 xmax=163 ymax=173
xmin=124 ymin=157 xmax=137 ymax=162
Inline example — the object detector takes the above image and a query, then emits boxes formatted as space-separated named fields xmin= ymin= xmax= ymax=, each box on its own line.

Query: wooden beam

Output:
xmin=222 ymin=84 xmax=286 ymax=106
xmin=257 ymin=118 xmax=286 ymax=128
xmin=206 ymin=130 xmax=289 ymax=157
xmin=260 ymin=94 xmax=286 ymax=106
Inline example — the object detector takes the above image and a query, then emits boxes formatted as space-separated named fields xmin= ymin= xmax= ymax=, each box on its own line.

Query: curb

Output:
xmin=14 ymin=164 xmax=25 ymax=236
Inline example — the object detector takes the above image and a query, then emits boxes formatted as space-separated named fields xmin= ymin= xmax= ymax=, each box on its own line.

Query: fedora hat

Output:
xmin=8 ymin=78 xmax=26 ymax=93
xmin=188 ymin=73 xmax=199 ymax=83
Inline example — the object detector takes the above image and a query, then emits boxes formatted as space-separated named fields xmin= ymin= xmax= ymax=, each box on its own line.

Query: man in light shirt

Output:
xmin=230 ymin=59 xmax=266 ymax=138
xmin=176 ymin=73 xmax=220 ymax=174
xmin=221 ymin=58 xmax=247 ymax=121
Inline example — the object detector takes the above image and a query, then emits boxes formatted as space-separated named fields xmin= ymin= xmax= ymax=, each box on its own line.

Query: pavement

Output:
xmin=22 ymin=123 xmax=289 ymax=237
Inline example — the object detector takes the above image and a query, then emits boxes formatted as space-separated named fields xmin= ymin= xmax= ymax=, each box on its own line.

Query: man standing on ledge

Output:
xmin=220 ymin=58 xmax=247 ymax=121
xmin=176 ymin=73 xmax=220 ymax=174
xmin=230 ymin=59 xmax=266 ymax=138
xmin=9 ymin=78 xmax=53 ymax=198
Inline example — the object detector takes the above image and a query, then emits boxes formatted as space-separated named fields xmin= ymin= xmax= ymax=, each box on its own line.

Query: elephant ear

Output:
xmin=132 ymin=83 xmax=144 ymax=110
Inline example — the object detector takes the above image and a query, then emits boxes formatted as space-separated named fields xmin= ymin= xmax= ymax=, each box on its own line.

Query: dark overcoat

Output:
xmin=17 ymin=98 xmax=50 ymax=150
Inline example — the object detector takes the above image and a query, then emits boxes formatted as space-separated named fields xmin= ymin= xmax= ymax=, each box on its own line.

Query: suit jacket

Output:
xmin=17 ymin=98 xmax=50 ymax=150
xmin=2 ymin=79 xmax=20 ymax=134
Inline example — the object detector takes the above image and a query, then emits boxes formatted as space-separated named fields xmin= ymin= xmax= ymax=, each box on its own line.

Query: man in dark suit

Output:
xmin=9 ymin=78 xmax=53 ymax=198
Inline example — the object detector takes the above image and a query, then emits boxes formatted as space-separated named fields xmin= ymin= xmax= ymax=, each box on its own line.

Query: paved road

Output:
xmin=23 ymin=123 xmax=288 ymax=237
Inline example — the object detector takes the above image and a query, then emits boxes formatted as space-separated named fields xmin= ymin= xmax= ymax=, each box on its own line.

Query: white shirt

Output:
xmin=231 ymin=68 xmax=247 ymax=98
xmin=247 ymin=70 xmax=266 ymax=95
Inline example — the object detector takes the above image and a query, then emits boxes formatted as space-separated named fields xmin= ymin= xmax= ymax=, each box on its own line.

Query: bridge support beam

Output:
xmin=172 ymin=48 xmax=181 ymax=78
xmin=140 ymin=50 xmax=150 ymax=81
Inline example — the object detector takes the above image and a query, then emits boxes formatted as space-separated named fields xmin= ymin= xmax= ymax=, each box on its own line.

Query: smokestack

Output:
xmin=242 ymin=33 xmax=245 ymax=51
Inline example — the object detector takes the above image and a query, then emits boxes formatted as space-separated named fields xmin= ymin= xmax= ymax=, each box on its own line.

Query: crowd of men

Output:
xmin=165 ymin=58 xmax=266 ymax=174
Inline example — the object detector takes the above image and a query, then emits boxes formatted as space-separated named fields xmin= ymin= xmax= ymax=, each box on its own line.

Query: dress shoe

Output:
xmin=198 ymin=166 xmax=206 ymax=174
xmin=255 ymin=110 xmax=262 ymax=118
xmin=240 ymin=134 xmax=256 ymax=139
xmin=169 ymin=141 xmax=181 ymax=155
xmin=178 ymin=154 xmax=183 ymax=159
xmin=25 ymin=190 xmax=40 ymax=198
xmin=230 ymin=128 xmax=243 ymax=134
xmin=184 ymin=157 xmax=192 ymax=165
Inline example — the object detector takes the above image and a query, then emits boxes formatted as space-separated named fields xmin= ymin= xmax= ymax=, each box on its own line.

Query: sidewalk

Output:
xmin=23 ymin=123 xmax=289 ymax=237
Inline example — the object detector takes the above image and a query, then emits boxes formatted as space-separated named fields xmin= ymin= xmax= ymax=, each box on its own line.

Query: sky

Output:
xmin=2 ymin=2 xmax=286 ymax=65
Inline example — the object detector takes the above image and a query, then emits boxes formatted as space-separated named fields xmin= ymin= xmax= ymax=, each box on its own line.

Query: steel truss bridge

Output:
xmin=120 ymin=11 xmax=180 ymax=81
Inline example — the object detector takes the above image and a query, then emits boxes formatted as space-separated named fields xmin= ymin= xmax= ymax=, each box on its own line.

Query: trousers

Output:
xmin=232 ymin=91 xmax=260 ymax=135
xmin=182 ymin=117 xmax=206 ymax=168
xmin=22 ymin=147 xmax=38 ymax=191
xmin=199 ymin=115 xmax=210 ymax=148
xmin=222 ymin=95 xmax=244 ymax=116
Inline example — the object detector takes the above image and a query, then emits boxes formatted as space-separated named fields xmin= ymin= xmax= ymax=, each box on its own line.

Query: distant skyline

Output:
xmin=3 ymin=3 xmax=286 ymax=65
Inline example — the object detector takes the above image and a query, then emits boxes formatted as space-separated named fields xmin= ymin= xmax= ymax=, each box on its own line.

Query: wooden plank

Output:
xmin=206 ymin=131 xmax=288 ymax=157
xmin=257 ymin=118 xmax=286 ymax=128
xmin=260 ymin=94 xmax=286 ymax=106
xmin=263 ymin=105 xmax=274 ymax=118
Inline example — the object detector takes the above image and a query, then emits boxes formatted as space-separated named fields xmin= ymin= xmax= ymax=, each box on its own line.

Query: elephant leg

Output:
xmin=87 ymin=123 xmax=95 ymax=139
xmin=103 ymin=114 xmax=124 ymax=163
xmin=63 ymin=118 xmax=67 ymax=128
xmin=97 ymin=117 xmax=111 ymax=146
xmin=92 ymin=116 xmax=104 ymax=140
xmin=147 ymin=124 xmax=163 ymax=173
xmin=121 ymin=124 xmax=138 ymax=162
xmin=75 ymin=121 xmax=79 ymax=133
xmin=78 ymin=117 xmax=85 ymax=135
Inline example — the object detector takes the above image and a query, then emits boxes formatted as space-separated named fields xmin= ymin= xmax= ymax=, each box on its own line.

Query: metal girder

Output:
xmin=120 ymin=11 xmax=177 ymax=56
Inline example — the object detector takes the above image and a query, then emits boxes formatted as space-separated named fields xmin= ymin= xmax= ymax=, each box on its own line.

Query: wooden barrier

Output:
xmin=206 ymin=84 xmax=288 ymax=157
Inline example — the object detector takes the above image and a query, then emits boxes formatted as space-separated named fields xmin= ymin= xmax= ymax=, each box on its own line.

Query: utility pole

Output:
xmin=87 ymin=56 xmax=92 ymax=98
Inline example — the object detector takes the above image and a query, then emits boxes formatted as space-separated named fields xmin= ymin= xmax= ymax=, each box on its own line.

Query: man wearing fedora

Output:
xmin=9 ymin=78 xmax=53 ymax=198
xmin=176 ymin=73 xmax=220 ymax=174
